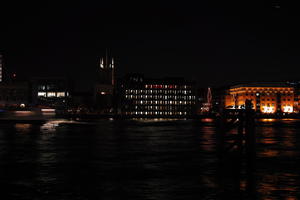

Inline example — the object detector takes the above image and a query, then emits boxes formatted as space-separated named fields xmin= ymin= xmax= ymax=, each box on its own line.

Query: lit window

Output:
xmin=57 ymin=92 xmax=66 ymax=97
xmin=283 ymin=106 xmax=293 ymax=113
xmin=38 ymin=92 xmax=46 ymax=97
xmin=47 ymin=92 xmax=56 ymax=97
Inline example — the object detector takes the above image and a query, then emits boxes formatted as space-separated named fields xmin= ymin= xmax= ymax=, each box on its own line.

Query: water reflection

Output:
xmin=259 ymin=118 xmax=276 ymax=122
xmin=255 ymin=120 xmax=300 ymax=199
xmin=40 ymin=121 xmax=59 ymax=134
xmin=200 ymin=118 xmax=214 ymax=123
xmin=0 ymin=119 xmax=300 ymax=199
xmin=15 ymin=123 xmax=32 ymax=133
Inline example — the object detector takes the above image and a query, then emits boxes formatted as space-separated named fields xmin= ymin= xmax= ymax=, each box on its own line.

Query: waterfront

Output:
xmin=0 ymin=118 xmax=299 ymax=199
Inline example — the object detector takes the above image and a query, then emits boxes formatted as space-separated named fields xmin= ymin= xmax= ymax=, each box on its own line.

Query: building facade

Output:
xmin=0 ymin=82 xmax=29 ymax=108
xmin=225 ymin=83 xmax=296 ymax=114
xmin=31 ymin=77 xmax=70 ymax=107
xmin=119 ymin=74 xmax=196 ymax=117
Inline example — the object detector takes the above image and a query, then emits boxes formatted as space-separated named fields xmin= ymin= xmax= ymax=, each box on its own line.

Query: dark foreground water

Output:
xmin=0 ymin=118 xmax=299 ymax=200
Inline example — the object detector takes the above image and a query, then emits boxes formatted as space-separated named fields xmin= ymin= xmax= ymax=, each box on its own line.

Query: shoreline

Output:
xmin=1 ymin=113 xmax=300 ymax=124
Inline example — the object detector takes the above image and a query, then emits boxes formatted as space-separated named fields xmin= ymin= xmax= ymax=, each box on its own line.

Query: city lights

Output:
xmin=283 ymin=106 xmax=293 ymax=113
xmin=262 ymin=106 xmax=275 ymax=113
xmin=122 ymin=76 xmax=196 ymax=117
xmin=226 ymin=84 xmax=296 ymax=114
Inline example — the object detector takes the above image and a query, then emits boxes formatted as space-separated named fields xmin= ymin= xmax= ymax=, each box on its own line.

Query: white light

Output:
xmin=100 ymin=58 xmax=104 ymax=69
xmin=57 ymin=92 xmax=66 ymax=97
xmin=41 ymin=109 xmax=56 ymax=112
xmin=38 ymin=92 xmax=46 ymax=97
xmin=47 ymin=92 xmax=56 ymax=97
xmin=20 ymin=103 xmax=25 ymax=108
xmin=283 ymin=106 xmax=293 ymax=113
xmin=262 ymin=106 xmax=275 ymax=113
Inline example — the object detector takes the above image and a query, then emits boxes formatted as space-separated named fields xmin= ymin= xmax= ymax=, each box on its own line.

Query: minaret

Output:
xmin=207 ymin=87 xmax=212 ymax=105
xmin=207 ymin=87 xmax=212 ymax=111
xmin=99 ymin=51 xmax=115 ymax=85
xmin=100 ymin=58 xmax=104 ymax=69
xmin=111 ymin=57 xmax=115 ymax=86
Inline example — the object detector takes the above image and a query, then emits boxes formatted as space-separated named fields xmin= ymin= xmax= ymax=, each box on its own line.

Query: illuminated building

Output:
xmin=120 ymin=74 xmax=196 ymax=117
xmin=225 ymin=83 xmax=295 ymax=114
xmin=31 ymin=77 xmax=70 ymax=106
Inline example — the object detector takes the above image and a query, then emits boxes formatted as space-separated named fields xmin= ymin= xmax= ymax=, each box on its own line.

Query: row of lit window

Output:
xmin=237 ymin=87 xmax=293 ymax=91
xmin=125 ymin=95 xmax=195 ymax=100
xmin=125 ymin=89 xmax=192 ymax=95
xmin=261 ymin=104 xmax=292 ymax=107
xmin=131 ymin=100 xmax=194 ymax=105
xmin=131 ymin=105 xmax=192 ymax=110
xmin=261 ymin=103 xmax=275 ymax=107
xmin=145 ymin=85 xmax=191 ymax=89
xmin=38 ymin=92 xmax=67 ymax=98
xmin=240 ymin=98 xmax=293 ymax=102
xmin=126 ymin=111 xmax=188 ymax=115
xmin=246 ymin=87 xmax=292 ymax=91
xmin=38 ymin=85 xmax=63 ymax=91
xmin=242 ymin=92 xmax=293 ymax=96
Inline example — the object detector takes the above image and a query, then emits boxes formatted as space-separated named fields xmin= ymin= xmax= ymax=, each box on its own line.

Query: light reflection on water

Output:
xmin=259 ymin=118 xmax=277 ymax=122
xmin=0 ymin=119 xmax=300 ymax=199
xmin=255 ymin=119 xmax=300 ymax=199
xmin=15 ymin=123 xmax=32 ymax=133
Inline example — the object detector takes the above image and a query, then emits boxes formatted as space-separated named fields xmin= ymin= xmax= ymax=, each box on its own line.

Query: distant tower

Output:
xmin=99 ymin=50 xmax=115 ymax=86
xmin=207 ymin=87 xmax=212 ymax=105
xmin=207 ymin=87 xmax=212 ymax=111
xmin=0 ymin=54 xmax=3 ymax=82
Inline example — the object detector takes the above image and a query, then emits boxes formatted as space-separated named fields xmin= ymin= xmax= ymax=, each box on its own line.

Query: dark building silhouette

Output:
xmin=0 ymin=81 xmax=29 ymax=108
xmin=94 ymin=52 xmax=115 ymax=113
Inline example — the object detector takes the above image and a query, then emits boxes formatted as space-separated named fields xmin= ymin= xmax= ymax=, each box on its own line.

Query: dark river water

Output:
xmin=0 ymin=118 xmax=299 ymax=200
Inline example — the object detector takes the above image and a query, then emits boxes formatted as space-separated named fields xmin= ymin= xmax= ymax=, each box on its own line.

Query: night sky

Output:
xmin=1 ymin=1 xmax=299 ymax=89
